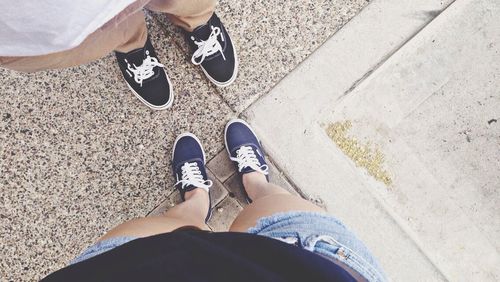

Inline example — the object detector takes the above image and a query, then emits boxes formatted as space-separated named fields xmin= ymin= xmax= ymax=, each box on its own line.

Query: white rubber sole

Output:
xmin=125 ymin=67 xmax=174 ymax=111
xmin=172 ymin=132 xmax=206 ymax=164
xmin=224 ymin=118 xmax=262 ymax=156
xmin=200 ymin=41 xmax=239 ymax=88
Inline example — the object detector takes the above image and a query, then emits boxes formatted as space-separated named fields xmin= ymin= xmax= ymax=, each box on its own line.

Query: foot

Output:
xmin=224 ymin=119 xmax=269 ymax=202
xmin=115 ymin=36 xmax=174 ymax=110
xmin=185 ymin=13 xmax=238 ymax=87
xmin=172 ymin=133 xmax=212 ymax=222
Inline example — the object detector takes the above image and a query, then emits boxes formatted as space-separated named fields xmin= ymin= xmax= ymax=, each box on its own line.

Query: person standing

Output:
xmin=42 ymin=119 xmax=387 ymax=281
xmin=0 ymin=0 xmax=237 ymax=110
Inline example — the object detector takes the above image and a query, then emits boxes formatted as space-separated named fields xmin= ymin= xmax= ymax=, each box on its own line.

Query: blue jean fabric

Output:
xmin=70 ymin=236 xmax=137 ymax=265
xmin=247 ymin=211 xmax=387 ymax=282
xmin=71 ymin=211 xmax=386 ymax=281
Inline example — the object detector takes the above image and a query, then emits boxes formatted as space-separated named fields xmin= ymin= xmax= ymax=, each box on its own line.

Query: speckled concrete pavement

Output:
xmin=0 ymin=1 xmax=368 ymax=280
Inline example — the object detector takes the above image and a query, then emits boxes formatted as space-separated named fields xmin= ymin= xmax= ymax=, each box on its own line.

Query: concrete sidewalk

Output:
xmin=245 ymin=0 xmax=499 ymax=280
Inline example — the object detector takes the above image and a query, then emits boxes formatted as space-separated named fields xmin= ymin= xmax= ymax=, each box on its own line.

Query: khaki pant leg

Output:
xmin=146 ymin=0 xmax=217 ymax=31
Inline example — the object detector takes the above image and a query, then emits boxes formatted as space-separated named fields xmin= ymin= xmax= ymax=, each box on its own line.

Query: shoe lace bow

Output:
xmin=125 ymin=50 xmax=164 ymax=87
xmin=191 ymin=25 xmax=226 ymax=65
xmin=175 ymin=162 xmax=213 ymax=192
xmin=230 ymin=146 xmax=269 ymax=175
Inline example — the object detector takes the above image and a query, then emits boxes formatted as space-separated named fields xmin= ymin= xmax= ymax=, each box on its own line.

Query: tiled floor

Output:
xmin=0 ymin=1 xmax=368 ymax=280
xmin=148 ymin=149 xmax=299 ymax=232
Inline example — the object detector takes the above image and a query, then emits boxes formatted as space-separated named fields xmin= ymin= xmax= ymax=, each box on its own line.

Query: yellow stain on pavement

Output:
xmin=326 ymin=121 xmax=392 ymax=186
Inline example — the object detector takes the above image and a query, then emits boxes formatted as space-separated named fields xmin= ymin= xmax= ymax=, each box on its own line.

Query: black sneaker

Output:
xmin=185 ymin=13 xmax=238 ymax=87
xmin=115 ymin=37 xmax=173 ymax=110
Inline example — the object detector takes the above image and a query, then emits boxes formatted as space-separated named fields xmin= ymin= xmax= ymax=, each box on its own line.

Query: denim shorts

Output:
xmin=72 ymin=211 xmax=386 ymax=281
xmin=247 ymin=211 xmax=387 ymax=282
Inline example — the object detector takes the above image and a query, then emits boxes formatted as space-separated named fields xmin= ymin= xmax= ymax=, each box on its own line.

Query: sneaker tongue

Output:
xmin=241 ymin=166 xmax=256 ymax=174
xmin=125 ymin=48 xmax=147 ymax=66
xmin=191 ymin=23 xmax=212 ymax=40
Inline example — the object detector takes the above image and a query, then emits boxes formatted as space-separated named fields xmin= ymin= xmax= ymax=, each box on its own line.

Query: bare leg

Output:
xmin=229 ymin=172 xmax=323 ymax=232
xmin=98 ymin=188 xmax=209 ymax=242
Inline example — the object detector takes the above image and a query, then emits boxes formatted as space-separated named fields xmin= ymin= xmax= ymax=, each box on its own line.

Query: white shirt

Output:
xmin=0 ymin=0 xmax=136 ymax=56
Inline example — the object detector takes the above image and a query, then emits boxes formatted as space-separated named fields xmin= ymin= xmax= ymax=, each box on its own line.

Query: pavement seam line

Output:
xmin=237 ymin=3 xmax=375 ymax=115
xmin=334 ymin=0 xmax=458 ymax=105
xmin=265 ymin=154 xmax=326 ymax=209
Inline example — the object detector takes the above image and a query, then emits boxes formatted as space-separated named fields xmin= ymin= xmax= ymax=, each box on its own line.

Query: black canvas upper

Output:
xmin=115 ymin=37 xmax=172 ymax=108
xmin=185 ymin=13 xmax=237 ymax=84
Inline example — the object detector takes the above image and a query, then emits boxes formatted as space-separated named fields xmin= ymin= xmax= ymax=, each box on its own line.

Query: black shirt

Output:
xmin=42 ymin=230 xmax=355 ymax=282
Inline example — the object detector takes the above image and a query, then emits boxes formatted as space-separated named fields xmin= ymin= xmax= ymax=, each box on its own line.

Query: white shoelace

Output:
xmin=191 ymin=25 xmax=226 ymax=65
xmin=230 ymin=146 xmax=269 ymax=175
xmin=125 ymin=50 xmax=164 ymax=87
xmin=175 ymin=162 xmax=213 ymax=192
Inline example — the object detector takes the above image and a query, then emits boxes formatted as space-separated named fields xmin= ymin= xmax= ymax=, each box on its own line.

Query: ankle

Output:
xmin=242 ymin=172 xmax=268 ymax=199
xmin=184 ymin=187 xmax=209 ymax=201
xmin=242 ymin=171 xmax=267 ymax=184
xmin=181 ymin=188 xmax=210 ymax=221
